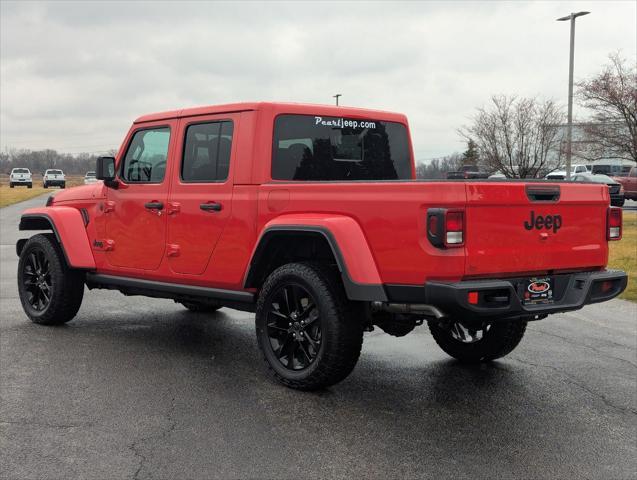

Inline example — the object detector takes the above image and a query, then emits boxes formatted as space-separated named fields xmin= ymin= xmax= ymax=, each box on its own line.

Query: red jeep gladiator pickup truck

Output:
xmin=16 ymin=102 xmax=627 ymax=390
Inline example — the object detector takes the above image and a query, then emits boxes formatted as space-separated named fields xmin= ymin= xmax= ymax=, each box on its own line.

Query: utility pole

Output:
xmin=557 ymin=11 xmax=590 ymax=180
xmin=333 ymin=94 xmax=342 ymax=106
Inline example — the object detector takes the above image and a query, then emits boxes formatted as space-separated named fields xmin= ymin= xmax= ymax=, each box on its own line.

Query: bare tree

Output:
xmin=576 ymin=53 xmax=637 ymax=162
xmin=460 ymin=95 xmax=565 ymax=178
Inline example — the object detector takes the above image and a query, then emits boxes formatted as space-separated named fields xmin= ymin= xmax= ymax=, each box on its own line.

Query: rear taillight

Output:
xmin=427 ymin=208 xmax=465 ymax=248
xmin=607 ymin=207 xmax=622 ymax=240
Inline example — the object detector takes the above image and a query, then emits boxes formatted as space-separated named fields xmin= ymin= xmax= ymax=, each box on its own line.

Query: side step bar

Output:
xmin=85 ymin=273 xmax=255 ymax=311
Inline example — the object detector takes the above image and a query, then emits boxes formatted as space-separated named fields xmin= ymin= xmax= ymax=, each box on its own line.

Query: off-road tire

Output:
xmin=255 ymin=262 xmax=364 ymax=390
xmin=27 ymin=183 xmax=32 ymax=189
xmin=61 ymin=183 xmax=66 ymax=189
xmin=428 ymin=318 xmax=527 ymax=363
xmin=9 ymin=183 xmax=14 ymax=188
xmin=18 ymin=234 xmax=84 ymax=325
xmin=43 ymin=182 xmax=48 ymax=188
xmin=180 ymin=301 xmax=222 ymax=313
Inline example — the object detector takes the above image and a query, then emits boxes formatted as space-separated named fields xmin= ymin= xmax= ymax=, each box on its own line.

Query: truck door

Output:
xmin=105 ymin=121 xmax=176 ymax=270
xmin=165 ymin=114 xmax=238 ymax=275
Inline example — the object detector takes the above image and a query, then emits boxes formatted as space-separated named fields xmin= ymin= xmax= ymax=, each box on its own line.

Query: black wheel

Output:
xmin=61 ymin=183 xmax=66 ymax=189
xmin=10 ymin=183 xmax=14 ymax=188
xmin=428 ymin=318 xmax=527 ymax=363
xmin=255 ymin=262 xmax=363 ymax=390
xmin=180 ymin=301 xmax=222 ymax=313
xmin=43 ymin=182 xmax=48 ymax=188
xmin=27 ymin=183 xmax=32 ymax=189
xmin=18 ymin=234 xmax=84 ymax=325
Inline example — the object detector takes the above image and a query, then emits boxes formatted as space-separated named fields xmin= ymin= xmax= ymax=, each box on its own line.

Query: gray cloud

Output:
xmin=1 ymin=0 xmax=635 ymax=159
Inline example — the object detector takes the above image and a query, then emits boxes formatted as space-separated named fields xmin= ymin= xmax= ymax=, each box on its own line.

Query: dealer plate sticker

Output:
xmin=523 ymin=277 xmax=554 ymax=305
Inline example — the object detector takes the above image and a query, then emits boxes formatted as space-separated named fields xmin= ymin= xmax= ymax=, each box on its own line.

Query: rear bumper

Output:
xmin=385 ymin=269 xmax=627 ymax=320
xmin=45 ymin=180 xmax=65 ymax=186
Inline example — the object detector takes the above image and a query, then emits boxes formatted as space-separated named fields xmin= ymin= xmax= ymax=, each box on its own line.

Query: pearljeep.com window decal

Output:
xmin=314 ymin=116 xmax=376 ymax=129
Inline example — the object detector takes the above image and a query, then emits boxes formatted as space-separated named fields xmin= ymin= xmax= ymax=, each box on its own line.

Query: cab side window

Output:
xmin=181 ymin=121 xmax=234 ymax=182
xmin=121 ymin=127 xmax=171 ymax=183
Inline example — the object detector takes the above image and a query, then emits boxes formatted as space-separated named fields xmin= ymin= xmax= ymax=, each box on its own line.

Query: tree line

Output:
xmin=2 ymin=54 xmax=634 ymax=180
xmin=418 ymin=52 xmax=636 ymax=179
xmin=0 ymin=149 xmax=111 ymax=176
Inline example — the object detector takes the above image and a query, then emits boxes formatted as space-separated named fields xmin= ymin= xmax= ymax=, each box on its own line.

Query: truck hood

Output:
xmin=52 ymin=183 xmax=106 ymax=203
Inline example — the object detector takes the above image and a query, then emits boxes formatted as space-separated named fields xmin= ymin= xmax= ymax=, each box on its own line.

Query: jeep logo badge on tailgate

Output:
xmin=524 ymin=211 xmax=562 ymax=233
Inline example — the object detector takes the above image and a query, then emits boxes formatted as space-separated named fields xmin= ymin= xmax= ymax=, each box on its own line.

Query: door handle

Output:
xmin=200 ymin=202 xmax=222 ymax=212
xmin=144 ymin=201 xmax=164 ymax=210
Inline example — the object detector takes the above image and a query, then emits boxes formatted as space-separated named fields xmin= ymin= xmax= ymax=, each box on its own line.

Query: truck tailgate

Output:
xmin=464 ymin=182 xmax=610 ymax=277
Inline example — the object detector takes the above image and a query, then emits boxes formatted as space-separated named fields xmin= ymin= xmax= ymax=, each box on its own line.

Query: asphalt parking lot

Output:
xmin=1 ymin=195 xmax=636 ymax=480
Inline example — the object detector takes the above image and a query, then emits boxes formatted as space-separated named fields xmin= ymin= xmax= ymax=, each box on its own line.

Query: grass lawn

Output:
xmin=609 ymin=210 xmax=637 ymax=302
xmin=0 ymin=186 xmax=51 ymax=208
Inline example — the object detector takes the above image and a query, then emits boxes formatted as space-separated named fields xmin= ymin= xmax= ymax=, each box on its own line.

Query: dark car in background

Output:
xmin=572 ymin=172 xmax=625 ymax=207
xmin=446 ymin=165 xmax=489 ymax=179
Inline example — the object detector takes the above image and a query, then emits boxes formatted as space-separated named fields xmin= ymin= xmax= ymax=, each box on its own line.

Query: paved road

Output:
xmin=1 ymin=195 xmax=636 ymax=480
xmin=623 ymin=199 xmax=637 ymax=212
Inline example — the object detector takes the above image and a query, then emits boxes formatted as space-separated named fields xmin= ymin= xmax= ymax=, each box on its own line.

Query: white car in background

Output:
xmin=9 ymin=168 xmax=32 ymax=188
xmin=43 ymin=169 xmax=66 ymax=188
xmin=545 ymin=164 xmax=590 ymax=180
xmin=84 ymin=171 xmax=98 ymax=184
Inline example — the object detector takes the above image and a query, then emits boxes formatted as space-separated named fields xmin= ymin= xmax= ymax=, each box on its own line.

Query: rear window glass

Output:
xmin=12 ymin=168 xmax=29 ymax=173
xmin=181 ymin=121 xmax=233 ymax=182
xmin=48 ymin=170 xmax=63 ymax=174
xmin=272 ymin=114 xmax=412 ymax=181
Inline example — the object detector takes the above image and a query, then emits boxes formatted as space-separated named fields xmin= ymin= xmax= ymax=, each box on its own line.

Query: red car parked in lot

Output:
xmin=613 ymin=166 xmax=637 ymax=201
xmin=16 ymin=102 xmax=627 ymax=389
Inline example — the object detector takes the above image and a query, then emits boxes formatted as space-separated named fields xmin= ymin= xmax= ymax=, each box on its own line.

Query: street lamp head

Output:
xmin=557 ymin=11 xmax=590 ymax=21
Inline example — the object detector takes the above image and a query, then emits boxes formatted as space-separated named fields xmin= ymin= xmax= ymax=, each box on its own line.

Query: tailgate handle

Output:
xmin=526 ymin=185 xmax=560 ymax=202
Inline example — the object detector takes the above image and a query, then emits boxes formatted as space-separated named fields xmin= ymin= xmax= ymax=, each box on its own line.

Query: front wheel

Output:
xmin=10 ymin=183 xmax=14 ymax=188
xmin=255 ymin=262 xmax=363 ymax=390
xmin=18 ymin=234 xmax=85 ymax=325
xmin=27 ymin=183 xmax=32 ymax=189
xmin=428 ymin=318 xmax=527 ymax=363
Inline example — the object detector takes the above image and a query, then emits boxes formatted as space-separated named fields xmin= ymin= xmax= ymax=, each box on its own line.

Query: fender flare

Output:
xmin=245 ymin=214 xmax=387 ymax=302
xmin=18 ymin=207 xmax=96 ymax=269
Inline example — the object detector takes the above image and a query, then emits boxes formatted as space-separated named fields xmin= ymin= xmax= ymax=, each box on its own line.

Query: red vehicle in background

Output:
xmin=16 ymin=102 xmax=627 ymax=390
xmin=613 ymin=166 xmax=637 ymax=201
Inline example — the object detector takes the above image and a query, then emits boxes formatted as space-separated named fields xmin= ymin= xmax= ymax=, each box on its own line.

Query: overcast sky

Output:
xmin=1 ymin=1 xmax=635 ymax=161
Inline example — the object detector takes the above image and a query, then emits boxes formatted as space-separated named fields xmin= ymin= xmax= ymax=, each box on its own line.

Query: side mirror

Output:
xmin=96 ymin=156 xmax=117 ymax=188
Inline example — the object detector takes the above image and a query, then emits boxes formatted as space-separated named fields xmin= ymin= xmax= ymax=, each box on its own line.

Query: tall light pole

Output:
xmin=333 ymin=94 xmax=342 ymax=106
xmin=557 ymin=11 xmax=589 ymax=180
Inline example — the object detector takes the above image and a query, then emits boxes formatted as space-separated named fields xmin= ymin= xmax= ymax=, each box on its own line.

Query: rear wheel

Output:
xmin=18 ymin=234 xmax=84 ymax=325
xmin=180 ymin=301 xmax=222 ymax=313
xmin=43 ymin=182 xmax=48 ymax=188
xmin=255 ymin=262 xmax=363 ymax=390
xmin=428 ymin=318 xmax=527 ymax=363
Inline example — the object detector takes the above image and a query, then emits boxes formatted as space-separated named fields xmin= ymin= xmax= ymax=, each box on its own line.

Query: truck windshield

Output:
xmin=272 ymin=114 xmax=412 ymax=181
